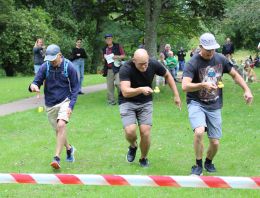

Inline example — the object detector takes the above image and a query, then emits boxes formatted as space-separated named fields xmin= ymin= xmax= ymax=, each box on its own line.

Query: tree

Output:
xmin=144 ymin=0 xmax=162 ymax=57
xmin=223 ymin=0 xmax=260 ymax=49
xmin=0 ymin=8 xmax=59 ymax=76
xmin=0 ymin=0 xmax=14 ymax=34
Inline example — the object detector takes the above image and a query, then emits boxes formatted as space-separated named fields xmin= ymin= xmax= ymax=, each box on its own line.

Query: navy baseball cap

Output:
xmin=104 ymin=34 xmax=113 ymax=39
xmin=44 ymin=44 xmax=61 ymax=61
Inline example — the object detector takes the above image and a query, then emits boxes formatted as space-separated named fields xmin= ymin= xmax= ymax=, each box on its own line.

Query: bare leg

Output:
xmin=124 ymin=124 xmax=138 ymax=147
xmin=139 ymin=125 xmax=151 ymax=159
xmin=206 ymin=138 xmax=219 ymax=160
xmin=55 ymin=119 xmax=69 ymax=157
xmin=194 ymin=126 xmax=205 ymax=160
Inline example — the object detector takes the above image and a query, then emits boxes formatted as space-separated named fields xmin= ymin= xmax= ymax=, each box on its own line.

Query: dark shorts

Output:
xmin=119 ymin=101 xmax=153 ymax=128
xmin=188 ymin=100 xmax=222 ymax=139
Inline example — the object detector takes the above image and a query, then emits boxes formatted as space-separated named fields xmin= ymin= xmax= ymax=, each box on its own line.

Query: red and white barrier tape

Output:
xmin=0 ymin=174 xmax=259 ymax=189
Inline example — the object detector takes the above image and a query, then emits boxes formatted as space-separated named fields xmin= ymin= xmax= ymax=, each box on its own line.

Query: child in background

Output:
xmin=166 ymin=51 xmax=178 ymax=81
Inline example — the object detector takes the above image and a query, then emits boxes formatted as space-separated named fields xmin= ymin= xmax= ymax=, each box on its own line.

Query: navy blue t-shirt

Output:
xmin=183 ymin=53 xmax=233 ymax=110
xmin=119 ymin=58 xmax=166 ymax=104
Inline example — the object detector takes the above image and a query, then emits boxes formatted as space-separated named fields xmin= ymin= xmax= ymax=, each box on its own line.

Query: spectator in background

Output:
xmin=222 ymin=38 xmax=234 ymax=59
xmin=102 ymin=34 xmax=125 ymax=105
xmin=177 ymin=47 xmax=186 ymax=71
xmin=190 ymin=48 xmax=195 ymax=57
xmin=33 ymin=38 xmax=45 ymax=75
xmin=71 ymin=39 xmax=87 ymax=94
xmin=166 ymin=51 xmax=178 ymax=81
xmin=162 ymin=44 xmax=171 ymax=59
xmin=156 ymin=53 xmax=167 ymax=86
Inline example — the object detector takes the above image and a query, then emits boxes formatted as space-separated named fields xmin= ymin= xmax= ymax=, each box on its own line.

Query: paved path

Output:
xmin=0 ymin=83 xmax=106 ymax=117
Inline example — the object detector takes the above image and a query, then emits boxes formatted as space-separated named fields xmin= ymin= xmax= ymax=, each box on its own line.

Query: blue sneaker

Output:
xmin=204 ymin=163 xmax=217 ymax=172
xmin=139 ymin=158 xmax=149 ymax=167
xmin=191 ymin=165 xmax=203 ymax=176
xmin=50 ymin=156 xmax=61 ymax=169
xmin=66 ymin=146 xmax=75 ymax=162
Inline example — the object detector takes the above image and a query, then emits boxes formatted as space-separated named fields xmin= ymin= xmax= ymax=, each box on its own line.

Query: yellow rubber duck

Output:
xmin=218 ymin=81 xmax=224 ymax=88
xmin=154 ymin=86 xmax=160 ymax=93
xmin=38 ymin=106 xmax=44 ymax=113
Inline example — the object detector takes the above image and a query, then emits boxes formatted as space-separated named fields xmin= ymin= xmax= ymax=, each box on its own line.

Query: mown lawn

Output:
xmin=0 ymin=69 xmax=259 ymax=197
xmin=0 ymin=74 xmax=105 ymax=104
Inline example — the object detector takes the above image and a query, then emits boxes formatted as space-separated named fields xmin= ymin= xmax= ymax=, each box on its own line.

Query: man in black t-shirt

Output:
xmin=182 ymin=33 xmax=253 ymax=176
xmin=119 ymin=49 xmax=181 ymax=167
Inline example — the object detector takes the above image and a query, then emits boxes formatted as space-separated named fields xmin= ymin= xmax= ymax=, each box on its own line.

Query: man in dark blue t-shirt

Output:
xmin=182 ymin=33 xmax=253 ymax=175
xmin=119 ymin=49 xmax=181 ymax=167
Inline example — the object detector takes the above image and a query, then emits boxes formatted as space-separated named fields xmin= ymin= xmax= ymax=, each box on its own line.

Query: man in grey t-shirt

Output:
xmin=182 ymin=33 xmax=253 ymax=175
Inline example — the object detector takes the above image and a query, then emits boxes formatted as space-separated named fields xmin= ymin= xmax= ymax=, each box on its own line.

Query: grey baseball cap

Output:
xmin=44 ymin=44 xmax=61 ymax=61
xmin=200 ymin=33 xmax=220 ymax=50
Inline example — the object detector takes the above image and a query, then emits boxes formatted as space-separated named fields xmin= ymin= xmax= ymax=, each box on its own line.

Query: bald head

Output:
xmin=134 ymin=49 xmax=149 ymax=60
xmin=133 ymin=49 xmax=149 ymax=72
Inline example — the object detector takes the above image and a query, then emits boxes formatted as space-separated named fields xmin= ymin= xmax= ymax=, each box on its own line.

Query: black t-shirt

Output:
xmin=119 ymin=58 xmax=167 ymax=104
xmin=71 ymin=48 xmax=87 ymax=61
xmin=183 ymin=53 xmax=233 ymax=110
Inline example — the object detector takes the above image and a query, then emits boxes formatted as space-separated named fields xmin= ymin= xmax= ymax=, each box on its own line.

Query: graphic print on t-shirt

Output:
xmin=198 ymin=64 xmax=223 ymax=102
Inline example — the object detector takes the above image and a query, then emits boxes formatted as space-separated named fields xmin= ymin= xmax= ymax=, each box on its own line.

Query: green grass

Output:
xmin=0 ymin=70 xmax=259 ymax=197
xmin=233 ymin=49 xmax=257 ymax=63
xmin=0 ymin=74 xmax=105 ymax=104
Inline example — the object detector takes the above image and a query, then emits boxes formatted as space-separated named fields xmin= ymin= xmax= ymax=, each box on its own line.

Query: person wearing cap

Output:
xmin=102 ymin=34 xmax=125 ymax=105
xmin=119 ymin=49 xmax=181 ymax=167
xmin=70 ymin=39 xmax=87 ymax=94
xmin=29 ymin=44 xmax=79 ymax=169
xmin=182 ymin=33 xmax=253 ymax=175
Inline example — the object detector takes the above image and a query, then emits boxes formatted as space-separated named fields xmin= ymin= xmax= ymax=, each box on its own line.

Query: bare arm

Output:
xmin=182 ymin=77 xmax=218 ymax=92
xmin=164 ymin=70 xmax=181 ymax=109
xmin=120 ymin=81 xmax=153 ymax=98
xmin=228 ymin=67 xmax=253 ymax=104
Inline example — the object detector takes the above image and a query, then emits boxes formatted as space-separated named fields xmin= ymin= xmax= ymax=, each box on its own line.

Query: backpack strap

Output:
xmin=63 ymin=58 xmax=69 ymax=78
xmin=64 ymin=58 xmax=72 ymax=92
xmin=45 ymin=59 xmax=71 ymax=92
xmin=46 ymin=61 xmax=50 ymax=77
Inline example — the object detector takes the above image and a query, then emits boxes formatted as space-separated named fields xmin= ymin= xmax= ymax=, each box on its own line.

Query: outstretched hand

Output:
xmin=173 ymin=96 xmax=182 ymax=110
xmin=244 ymin=91 xmax=253 ymax=105
xmin=30 ymin=83 xmax=40 ymax=93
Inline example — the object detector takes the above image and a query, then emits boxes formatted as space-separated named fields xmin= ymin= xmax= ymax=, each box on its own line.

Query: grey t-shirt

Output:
xmin=183 ymin=53 xmax=233 ymax=110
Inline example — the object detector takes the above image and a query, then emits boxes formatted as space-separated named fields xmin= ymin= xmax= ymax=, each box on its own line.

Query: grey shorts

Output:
xmin=119 ymin=101 xmax=153 ymax=128
xmin=187 ymin=100 xmax=222 ymax=139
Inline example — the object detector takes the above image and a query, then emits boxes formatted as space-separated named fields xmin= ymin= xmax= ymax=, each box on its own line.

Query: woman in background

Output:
xmin=33 ymin=38 xmax=45 ymax=75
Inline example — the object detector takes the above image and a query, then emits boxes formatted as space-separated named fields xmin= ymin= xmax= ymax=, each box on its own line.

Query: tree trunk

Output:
xmin=90 ymin=17 xmax=104 ymax=74
xmin=144 ymin=0 xmax=162 ymax=58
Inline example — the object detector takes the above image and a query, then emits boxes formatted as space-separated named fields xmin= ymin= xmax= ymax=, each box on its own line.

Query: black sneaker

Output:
xmin=126 ymin=146 xmax=137 ymax=163
xmin=204 ymin=163 xmax=216 ymax=172
xmin=191 ymin=165 xmax=203 ymax=176
xmin=139 ymin=158 xmax=149 ymax=167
